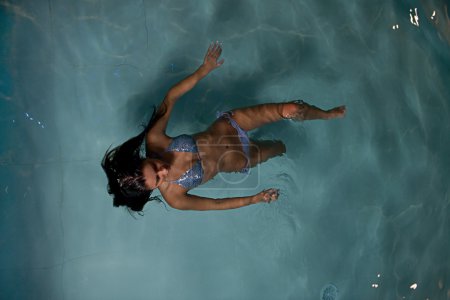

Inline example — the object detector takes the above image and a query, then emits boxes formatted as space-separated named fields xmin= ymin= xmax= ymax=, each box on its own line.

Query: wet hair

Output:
xmin=101 ymin=105 xmax=167 ymax=216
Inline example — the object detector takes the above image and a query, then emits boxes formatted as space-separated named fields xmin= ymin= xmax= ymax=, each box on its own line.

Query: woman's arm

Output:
xmin=163 ymin=188 xmax=280 ymax=211
xmin=148 ymin=42 xmax=224 ymax=138
xmin=167 ymin=41 xmax=224 ymax=101
xmin=165 ymin=65 xmax=209 ymax=103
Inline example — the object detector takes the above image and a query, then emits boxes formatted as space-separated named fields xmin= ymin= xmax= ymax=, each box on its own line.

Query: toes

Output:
xmin=333 ymin=106 xmax=346 ymax=115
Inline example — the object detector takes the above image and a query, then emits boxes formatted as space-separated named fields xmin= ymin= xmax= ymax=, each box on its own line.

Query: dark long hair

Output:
xmin=101 ymin=105 xmax=166 ymax=216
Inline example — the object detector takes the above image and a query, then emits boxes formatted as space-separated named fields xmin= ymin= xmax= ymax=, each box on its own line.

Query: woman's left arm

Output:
xmin=162 ymin=188 xmax=279 ymax=211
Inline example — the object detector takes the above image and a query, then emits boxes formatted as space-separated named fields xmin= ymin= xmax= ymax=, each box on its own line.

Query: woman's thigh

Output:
xmin=196 ymin=118 xmax=286 ymax=174
xmin=248 ymin=139 xmax=286 ymax=167
xmin=197 ymin=118 xmax=249 ymax=173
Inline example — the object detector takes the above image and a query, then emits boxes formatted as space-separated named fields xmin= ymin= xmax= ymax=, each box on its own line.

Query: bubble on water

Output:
xmin=320 ymin=284 xmax=338 ymax=300
xmin=22 ymin=112 xmax=46 ymax=129
xmin=431 ymin=10 xmax=436 ymax=20
xmin=409 ymin=8 xmax=419 ymax=27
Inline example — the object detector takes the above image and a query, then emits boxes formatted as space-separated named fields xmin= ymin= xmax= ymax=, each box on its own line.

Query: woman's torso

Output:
xmin=146 ymin=118 xmax=248 ymax=193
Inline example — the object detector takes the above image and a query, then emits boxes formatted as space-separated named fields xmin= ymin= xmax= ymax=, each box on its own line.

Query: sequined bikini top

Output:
xmin=164 ymin=134 xmax=203 ymax=190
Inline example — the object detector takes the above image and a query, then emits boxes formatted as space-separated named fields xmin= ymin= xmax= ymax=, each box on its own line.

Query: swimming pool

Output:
xmin=1 ymin=0 xmax=449 ymax=299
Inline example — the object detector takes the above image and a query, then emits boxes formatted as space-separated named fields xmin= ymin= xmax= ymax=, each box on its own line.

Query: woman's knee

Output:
xmin=250 ymin=139 xmax=286 ymax=165
xmin=280 ymin=102 xmax=308 ymax=119
xmin=276 ymin=140 xmax=286 ymax=154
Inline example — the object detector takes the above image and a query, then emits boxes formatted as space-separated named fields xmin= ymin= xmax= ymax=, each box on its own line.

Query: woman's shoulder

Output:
xmin=145 ymin=130 xmax=172 ymax=154
xmin=158 ymin=180 xmax=188 ymax=207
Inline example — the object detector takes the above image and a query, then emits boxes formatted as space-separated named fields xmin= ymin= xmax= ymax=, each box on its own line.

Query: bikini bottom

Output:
xmin=216 ymin=111 xmax=250 ymax=174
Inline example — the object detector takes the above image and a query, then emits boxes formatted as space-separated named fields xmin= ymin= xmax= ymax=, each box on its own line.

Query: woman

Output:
xmin=101 ymin=41 xmax=346 ymax=213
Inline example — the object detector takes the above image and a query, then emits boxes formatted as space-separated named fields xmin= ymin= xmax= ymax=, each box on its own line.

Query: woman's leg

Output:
xmin=248 ymin=139 xmax=286 ymax=167
xmin=230 ymin=101 xmax=346 ymax=131
xmin=201 ymin=101 xmax=345 ymax=173
xmin=215 ymin=138 xmax=286 ymax=173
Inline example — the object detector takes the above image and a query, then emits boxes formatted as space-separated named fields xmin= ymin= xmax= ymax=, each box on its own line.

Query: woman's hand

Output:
xmin=202 ymin=41 xmax=225 ymax=73
xmin=252 ymin=188 xmax=280 ymax=204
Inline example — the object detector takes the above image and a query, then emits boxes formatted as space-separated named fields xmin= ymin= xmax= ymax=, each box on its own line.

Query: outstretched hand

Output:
xmin=252 ymin=188 xmax=280 ymax=204
xmin=202 ymin=41 xmax=224 ymax=72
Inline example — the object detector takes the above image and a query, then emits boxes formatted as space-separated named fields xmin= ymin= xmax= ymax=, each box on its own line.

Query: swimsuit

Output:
xmin=165 ymin=134 xmax=203 ymax=190
xmin=140 ymin=111 xmax=251 ymax=190
xmin=216 ymin=111 xmax=251 ymax=174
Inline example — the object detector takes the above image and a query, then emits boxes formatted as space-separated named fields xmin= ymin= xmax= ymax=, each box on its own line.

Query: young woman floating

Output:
xmin=101 ymin=41 xmax=346 ymax=213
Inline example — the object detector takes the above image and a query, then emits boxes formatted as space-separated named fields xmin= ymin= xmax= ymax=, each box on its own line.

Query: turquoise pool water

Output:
xmin=1 ymin=0 xmax=449 ymax=299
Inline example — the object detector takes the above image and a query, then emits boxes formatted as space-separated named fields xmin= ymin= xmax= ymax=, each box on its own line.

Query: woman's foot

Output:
xmin=325 ymin=105 xmax=346 ymax=119
xmin=281 ymin=101 xmax=346 ymax=121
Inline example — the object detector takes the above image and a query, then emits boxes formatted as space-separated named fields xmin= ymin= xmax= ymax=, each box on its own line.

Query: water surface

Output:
xmin=1 ymin=0 xmax=449 ymax=299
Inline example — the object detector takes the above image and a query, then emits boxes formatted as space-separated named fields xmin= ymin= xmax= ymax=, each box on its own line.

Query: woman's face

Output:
xmin=142 ymin=158 xmax=170 ymax=190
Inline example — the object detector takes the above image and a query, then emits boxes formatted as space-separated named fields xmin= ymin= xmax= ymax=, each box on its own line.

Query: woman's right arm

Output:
xmin=148 ymin=42 xmax=224 ymax=139
xmin=162 ymin=188 xmax=280 ymax=211
xmin=166 ymin=41 xmax=224 ymax=101
xmin=150 ymin=64 xmax=208 ymax=136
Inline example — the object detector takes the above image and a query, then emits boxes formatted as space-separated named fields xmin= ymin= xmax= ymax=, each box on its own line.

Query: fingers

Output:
xmin=206 ymin=42 xmax=214 ymax=56
xmin=211 ymin=41 xmax=221 ymax=54
xmin=207 ymin=41 xmax=223 ymax=58
xmin=262 ymin=188 xmax=280 ymax=203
